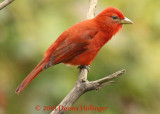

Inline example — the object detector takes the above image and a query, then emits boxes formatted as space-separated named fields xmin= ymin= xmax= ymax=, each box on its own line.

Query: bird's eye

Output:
xmin=112 ymin=15 xmax=118 ymax=20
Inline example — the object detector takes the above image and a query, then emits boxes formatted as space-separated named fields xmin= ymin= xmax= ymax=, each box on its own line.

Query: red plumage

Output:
xmin=15 ymin=7 xmax=133 ymax=95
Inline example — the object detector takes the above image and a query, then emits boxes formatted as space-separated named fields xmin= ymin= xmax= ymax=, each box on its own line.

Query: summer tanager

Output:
xmin=15 ymin=7 xmax=133 ymax=95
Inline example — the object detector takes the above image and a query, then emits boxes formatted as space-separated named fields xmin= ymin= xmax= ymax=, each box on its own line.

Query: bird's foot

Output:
xmin=78 ymin=65 xmax=90 ymax=73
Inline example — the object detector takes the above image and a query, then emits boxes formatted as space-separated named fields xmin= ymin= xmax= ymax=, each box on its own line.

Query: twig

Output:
xmin=0 ymin=0 xmax=14 ymax=10
xmin=51 ymin=0 xmax=125 ymax=114
xmin=87 ymin=0 xmax=98 ymax=19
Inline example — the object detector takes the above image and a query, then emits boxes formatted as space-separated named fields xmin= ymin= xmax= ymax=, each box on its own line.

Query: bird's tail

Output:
xmin=15 ymin=58 xmax=46 ymax=95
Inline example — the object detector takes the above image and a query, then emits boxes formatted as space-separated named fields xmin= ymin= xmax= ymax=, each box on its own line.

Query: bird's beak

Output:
xmin=120 ymin=17 xmax=133 ymax=24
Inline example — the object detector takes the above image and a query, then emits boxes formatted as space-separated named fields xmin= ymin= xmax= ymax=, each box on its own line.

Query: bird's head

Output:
xmin=94 ymin=7 xmax=133 ymax=35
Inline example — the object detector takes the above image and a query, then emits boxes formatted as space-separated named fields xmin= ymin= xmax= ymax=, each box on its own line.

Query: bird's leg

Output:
xmin=78 ymin=65 xmax=90 ymax=73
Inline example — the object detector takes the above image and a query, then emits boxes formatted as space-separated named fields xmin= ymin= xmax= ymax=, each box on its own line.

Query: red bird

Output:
xmin=15 ymin=7 xmax=133 ymax=95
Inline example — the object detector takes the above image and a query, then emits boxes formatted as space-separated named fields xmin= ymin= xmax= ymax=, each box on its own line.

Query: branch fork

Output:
xmin=51 ymin=67 xmax=125 ymax=114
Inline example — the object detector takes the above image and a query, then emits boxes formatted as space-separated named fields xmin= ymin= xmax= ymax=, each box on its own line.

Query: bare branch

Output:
xmin=87 ymin=0 xmax=99 ymax=19
xmin=86 ymin=69 xmax=126 ymax=90
xmin=51 ymin=69 xmax=125 ymax=114
xmin=93 ymin=69 xmax=126 ymax=85
xmin=0 ymin=0 xmax=14 ymax=10
xmin=78 ymin=65 xmax=90 ymax=82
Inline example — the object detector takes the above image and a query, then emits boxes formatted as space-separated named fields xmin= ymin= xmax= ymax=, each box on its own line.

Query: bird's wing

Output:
xmin=43 ymin=28 xmax=98 ymax=69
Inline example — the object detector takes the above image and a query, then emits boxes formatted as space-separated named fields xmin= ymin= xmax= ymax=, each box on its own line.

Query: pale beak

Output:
xmin=120 ymin=17 xmax=133 ymax=24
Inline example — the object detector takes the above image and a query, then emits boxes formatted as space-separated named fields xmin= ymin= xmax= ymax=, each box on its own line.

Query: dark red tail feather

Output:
xmin=15 ymin=59 xmax=46 ymax=95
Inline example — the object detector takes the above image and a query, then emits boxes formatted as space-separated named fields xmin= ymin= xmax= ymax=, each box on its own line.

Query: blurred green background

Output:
xmin=0 ymin=0 xmax=160 ymax=114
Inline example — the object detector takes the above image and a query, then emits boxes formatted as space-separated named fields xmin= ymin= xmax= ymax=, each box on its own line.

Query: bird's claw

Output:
xmin=78 ymin=65 xmax=90 ymax=73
